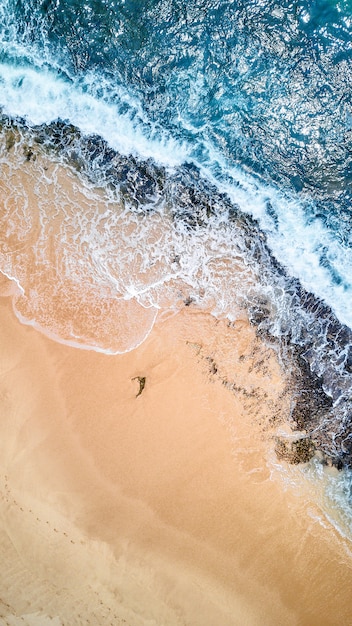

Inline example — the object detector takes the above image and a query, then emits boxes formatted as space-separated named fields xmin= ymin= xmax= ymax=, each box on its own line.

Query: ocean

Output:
xmin=1 ymin=0 xmax=352 ymax=540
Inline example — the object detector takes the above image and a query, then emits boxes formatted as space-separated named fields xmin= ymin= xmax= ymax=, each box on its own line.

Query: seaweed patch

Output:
xmin=132 ymin=376 xmax=146 ymax=398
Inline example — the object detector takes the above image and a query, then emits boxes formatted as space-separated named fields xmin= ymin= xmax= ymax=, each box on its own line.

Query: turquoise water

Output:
xmin=1 ymin=0 xmax=351 ymax=317
xmin=0 ymin=1 xmax=352 ymax=524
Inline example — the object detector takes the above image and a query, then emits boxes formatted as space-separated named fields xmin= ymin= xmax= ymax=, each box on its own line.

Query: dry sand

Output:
xmin=0 ymin=275 xmax=352 ymax=625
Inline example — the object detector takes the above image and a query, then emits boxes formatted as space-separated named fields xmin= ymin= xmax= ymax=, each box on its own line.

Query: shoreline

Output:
xmin=2 ymin=121 xmax=352 ymax=468
xmin=1 ymin=291 xmax=352 ymax=624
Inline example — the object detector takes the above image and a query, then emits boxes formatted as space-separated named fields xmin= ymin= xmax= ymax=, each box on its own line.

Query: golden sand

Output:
xmin=0 ymin=282 xmax=352 ymax=625
xmin=1 ymin=139 xmax=352 ymax=625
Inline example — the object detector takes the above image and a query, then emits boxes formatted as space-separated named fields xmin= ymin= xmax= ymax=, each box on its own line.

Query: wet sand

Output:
xmin=1 ymin=283 xmax=352 ymax=625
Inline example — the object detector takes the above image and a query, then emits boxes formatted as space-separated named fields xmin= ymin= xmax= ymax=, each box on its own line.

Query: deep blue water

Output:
xmin=1 ymin=0 xmax=352 ymax=530
xmin=0 ymin=0 xmax=351 ymax=321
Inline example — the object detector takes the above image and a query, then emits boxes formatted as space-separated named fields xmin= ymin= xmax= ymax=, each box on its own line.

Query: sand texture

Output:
xmin=0 ymin=282 xmax=352 ymax=625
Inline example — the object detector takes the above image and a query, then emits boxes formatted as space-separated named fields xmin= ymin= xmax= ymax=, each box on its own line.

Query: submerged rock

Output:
xmin=275 ymin=436 xmax=315 ymax=465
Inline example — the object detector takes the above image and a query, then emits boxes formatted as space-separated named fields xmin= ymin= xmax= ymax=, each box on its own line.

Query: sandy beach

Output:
xmin=0 ymin=276 xmax=352 ymax=625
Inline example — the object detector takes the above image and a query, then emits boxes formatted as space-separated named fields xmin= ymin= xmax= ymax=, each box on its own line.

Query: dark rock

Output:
xmin=275 ymin=436 xmax=315 ymax=464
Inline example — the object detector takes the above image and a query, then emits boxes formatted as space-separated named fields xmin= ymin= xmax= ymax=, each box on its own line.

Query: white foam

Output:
xmin=0 ymin=37 xmax=351 ymax=332
xmin=267 ymin=448 xmax=352 ymax=545
xmin=0 ymin=61 xmax=189 ymax=167
xmin=0 ymin=270 xmax=24 ymax=295
xmin=12 ymin=299 xmax=158 ymax=356
xmin=0 ymin=140 xmax=256 ymax=353
xmin=301 ymin=458 xmax=352 ymax=543
xmin=198 ymin=156 xmax=352 ymax=328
